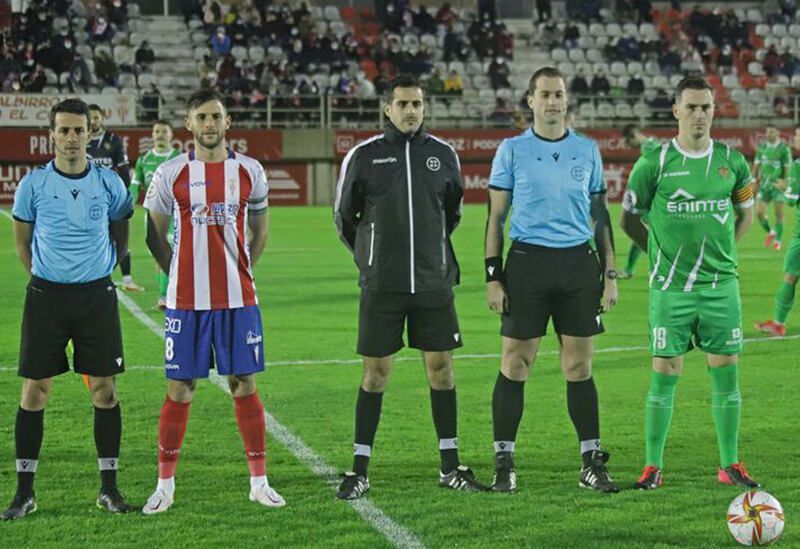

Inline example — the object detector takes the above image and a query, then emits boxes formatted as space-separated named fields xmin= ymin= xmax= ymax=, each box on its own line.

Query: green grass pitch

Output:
xmin=0 ymin=204 xmax=797 ymax=547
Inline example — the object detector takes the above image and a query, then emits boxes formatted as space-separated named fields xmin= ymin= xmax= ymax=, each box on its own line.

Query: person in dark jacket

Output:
xmin=333 ymin=74 xmax=485 ymax=500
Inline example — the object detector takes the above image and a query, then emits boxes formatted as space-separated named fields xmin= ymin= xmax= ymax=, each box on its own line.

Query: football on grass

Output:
xmin=727 ymin=491 xmax=784 ymax=545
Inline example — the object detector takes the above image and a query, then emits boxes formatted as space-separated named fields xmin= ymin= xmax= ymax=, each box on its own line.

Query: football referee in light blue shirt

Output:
xmin=483 ymin=67 xmax=620 ymax=494
xmin=2 ymin=98 xmax=134 ymax=520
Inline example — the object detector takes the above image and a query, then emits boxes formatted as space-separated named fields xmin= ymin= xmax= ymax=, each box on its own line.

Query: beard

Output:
xmin=195 ymin=131 xmax=224 ymax=150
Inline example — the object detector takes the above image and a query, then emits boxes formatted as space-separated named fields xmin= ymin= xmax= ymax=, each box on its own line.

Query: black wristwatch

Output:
xmin=605 ymin=269 xmax=618 ymax=280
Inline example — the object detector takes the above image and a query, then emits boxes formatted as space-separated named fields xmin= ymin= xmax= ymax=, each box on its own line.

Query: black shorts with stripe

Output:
xmin=501 ymin=241 xmax=604 ymax=340
xmin=18 ymin=276 xmax=125 ymax=379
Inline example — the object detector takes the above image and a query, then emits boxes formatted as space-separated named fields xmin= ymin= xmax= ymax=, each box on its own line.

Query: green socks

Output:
xmin=775 ymin=281 xmax=796 ymax=323
xmin=759 ymin=218 xmax=772 ymax=233
xmin=644 ymin=371 xmax=679 ymax=468
xmin=709 ymin=365 xmax=741 ymax=468
xmin=776 ymin=222 xmax=784 ymax=242
xmin=157 ymin=272 xmax=169 ymax=298
xmin=625 ymin=244 xmax=643 ymax=274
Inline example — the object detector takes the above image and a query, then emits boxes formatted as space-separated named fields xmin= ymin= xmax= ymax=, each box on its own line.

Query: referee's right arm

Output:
xmin=12 ymin=173 xmax=35 ymax=274
xmin=485 ymin=140 xmax=514 ymax=314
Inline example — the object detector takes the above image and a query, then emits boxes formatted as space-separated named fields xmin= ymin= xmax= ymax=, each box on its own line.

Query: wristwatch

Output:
xmin=605 ymin=269 xmax=618 ymax=280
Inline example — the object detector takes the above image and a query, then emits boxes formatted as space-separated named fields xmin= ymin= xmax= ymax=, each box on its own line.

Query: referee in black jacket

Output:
xmin=334 ymin=74 xmax=485 ymax=499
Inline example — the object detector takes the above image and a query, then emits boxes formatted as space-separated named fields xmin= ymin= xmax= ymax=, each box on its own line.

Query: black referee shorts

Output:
xmin=18 ymin=276 xmax=125 ymax=380
xmin=357 ymin=288 xmax=463 ymax=357
xmin=501 ymin=241 xmax=604 ymax=340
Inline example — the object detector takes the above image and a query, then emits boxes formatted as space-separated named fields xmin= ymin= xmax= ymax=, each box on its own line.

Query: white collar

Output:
xmin=671 ymin=137 xmax=713 ymax=159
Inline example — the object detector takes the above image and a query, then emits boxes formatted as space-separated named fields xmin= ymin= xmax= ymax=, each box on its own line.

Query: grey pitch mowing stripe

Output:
xmin=115 ymin=290 xmax=425 ymax=549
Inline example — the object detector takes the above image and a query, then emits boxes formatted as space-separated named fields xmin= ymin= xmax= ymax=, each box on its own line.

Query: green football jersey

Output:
xmin=132 ymin=148 xmax=181 ymax=192
xmin=787 ymin=157 xmax=800 ymax=236
xmin=623 ymin=139 xmax=754 ymax=292
xmin=754 ymin=140 xmax=791 ymax=186
xmin=640 ymin=137 xmax=662 ymax=155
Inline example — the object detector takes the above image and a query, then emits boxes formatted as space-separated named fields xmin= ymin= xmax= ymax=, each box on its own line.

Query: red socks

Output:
xmin=234 ymin=392 xmax=267 ymax=477
xmin=157 ymin=397 xmax=191 ymax=479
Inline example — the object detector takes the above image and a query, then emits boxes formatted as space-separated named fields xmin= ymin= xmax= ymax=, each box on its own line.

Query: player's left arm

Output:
xmin=247 ymin=161 xmax=269 ymax=266
xmin=444 ymin=147 xmax=464 ymax=235
xmin=112 ymin=136 xmax=131 ymax=187
xmin=106 ymin=171 xmax=134 ymax=263
xmin=732 ymin=153 xmax=755 ymax=242
xmin=13 ymin=221 xmax=33 ymax=274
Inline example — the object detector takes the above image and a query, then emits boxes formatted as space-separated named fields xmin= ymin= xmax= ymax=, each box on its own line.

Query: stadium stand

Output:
xmin=0 ymin=1 xmax=798 ymax=127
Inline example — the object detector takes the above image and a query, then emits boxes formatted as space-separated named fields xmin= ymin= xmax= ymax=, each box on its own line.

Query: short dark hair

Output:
xmin=153 ymin=119 xmax=172 ymax=128
xmin=674 ymin=76 xmax=713 ymax=103
xmin=528 ymin=66 xmax=565 ymax=94
xmin=87 ymin=103 xmax=103 ymax=113
xmin=185 ymin=89 xmax=226 ymax=113
xmin=385 ymin=74 xmax=422 ymax=103
xmin=49 ymin=98 xmax=90 ymax=130
xmin=622 ymin=123 xmax=639 ymax=139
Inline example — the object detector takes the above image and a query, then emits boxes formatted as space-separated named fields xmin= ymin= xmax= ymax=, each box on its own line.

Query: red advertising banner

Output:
xmin=334 ymin=128 xmax=774 ymax=161
xmin=0 ymin=128 xmax=283 ymax=162
xmin=0 ymin=162 xmax=308 ymax=205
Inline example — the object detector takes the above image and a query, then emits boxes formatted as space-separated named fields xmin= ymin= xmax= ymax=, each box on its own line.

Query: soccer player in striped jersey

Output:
xmin=130 ymin=120 xmax=181 ymax=309
xmin=755 ymin=127 xmax=800 ymax=337
xmin=141 ymin=89 xmax=284 ymax=513
xmin=753 ymin=124 xmax=792 ymax=250
xmin=619 ymin=124 xmax=662 ymax=279
xmin=621 ymin=76 xmax=761 ymax=490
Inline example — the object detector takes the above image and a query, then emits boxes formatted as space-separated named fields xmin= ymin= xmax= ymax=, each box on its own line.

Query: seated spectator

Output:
xmin=435 ymin=3 xmax=458 ymax=26
xmin=52 ymin=28 xmax=76 ymax=73
xmin=443 ymin=24 xmax=468 ymax=62
xmin=2 ymin=71 xmax=21 ymax=92
xmin=616 ymin=0 xmax=635 ymax=22
xmin=211 ymin=27 xmax=232 ymax=56
xmin=627 ymin=73 xmax=645 ymax=99
xmin=107 ymin=0 xmax=127 ymax=29
xmin=89 ymin=15 xmax=115 ymax=43
xmin=204 ymin=0 xmax=223 ymax=30
xmin=373 ymin=70 xmax=392 ymax=96
xmin=216 ymin=54 xmax=238 ymax=87
xmin=649 ymin=88 xmax=672 ymax=120
xmin=590 ymin=69 xmax=611 ymax=96
xmin=384 ymin=4 xmax=402 ymax=33
xmin=781 ymin=50 xmax=798 ymax=78
xmin=763 ymin=46 xmax=783 ymax=78
xmin=616 ymin=35 xmax=641 ymax=61
xmin=479 ymin=0 xmax=497 ymax=23
xmin=488 ymin=56 xmax=511 ymax=89
xmin=425 ymin=68 xmax=445 ymax=96
xmin=414 ymin=5 xmax=436 ymax=35
xmin=540 ymin=21 xmax=560 ymax=49
xmin=780 ymin=0 xmax=797 ymax=23
xmin=570 ymin=67 xmax=590 ymax=100
xmin=563 ymin=22 xmax=580 ymax=49
xmin=658 ymin=46 xmax=682 ymax=76
xmin=22 ymin=63 xmax=46 ymax=92
xmin=141 ymin=83 xmax=163 ymax=121
xmin=95 ymin=49 xmax=119 ymax=87
xmin=35 ymin=39 xmax=56 ymax=72
xmin=717 ymin=44 xmax=734 ymax=75
xmin=443 ymin=69 xmax=463 ymax=95
xmin=488 ymin=97 xmax=513 ymax=126
xmin=494 ymin=22 xmax=514 ymax=59
xmin=69 ymin=51 xmax=92 ymax=92
xmin=633 ymin=0 xmax=653 ymax=23
xmin=135 ymin=40 xmax=155 ymax=71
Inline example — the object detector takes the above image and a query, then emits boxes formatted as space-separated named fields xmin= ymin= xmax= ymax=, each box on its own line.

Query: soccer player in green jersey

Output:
xmin=755 ymin=127 xmax=800 ymax=337
xmin=620 ymin=76 xmax=761 ymax=490
xmin=131 ymin=120 xmax=180 ymax=309
xmin=753 ymin=123 xmax=792 ymax=250
xmin=620 ymin=125 xmax=661 ymax=279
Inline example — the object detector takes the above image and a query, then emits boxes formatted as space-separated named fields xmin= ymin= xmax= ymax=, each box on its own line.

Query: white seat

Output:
xmin=589 ymin=23 xmax=604 ymax=36
xmin=622 ymin=23 xmax=638 ymax=36
xmin=127 ymin=3 xmax=141 ymax=18
xmin=617 ymin=75 xmax=629 ymax=89
xmin=157 ymin=75 xmax=174 ymax=88
xmin=597 ymin=102 xmax=615 ymax=118
xmin=748 ymin=61 xmax=765 ymax=76
xmin=496 ymin=88 xmax=513 ymax=100
xmin=644 ymin=60 xmax=660 ymax=76
xmin=231 ymin=46 xmax=248 ymax=61
xmin=781 ymin=36 xmax=796 ymax=49
xmin=448 ymin=101 xmax=465 ymax=118
xmin=466 ymin=61 xmax=483 ymax=76
xmin=44 ymin=68 xmax=58 ymax=85
xmin=757 ymin=103 xmax=775 ymax=118
xmin=58 ymin=71 xmax=71 ymax=85
xmin=790 ymin=24 xmax=800 ymax=37
xmin=610 ymin=61 xmax=626 ymax=76
xmin=669 ymin=74 xmax=683 ymax=87
xmin=42 ymin=85 xmax=60 ymax=94
xmin=129 ymin=32 xmax=145 ymax=47
xmin=448 ymin=61 xmax=465 ymax=75
xmin=730 ymin=88 xmax=747 ymax=103
xmin=748 ymin=88 xmax=766 ymax=103
xmin=652 ymin=75 xmax=668 ymax=89
xmin=187 ymin=18 xmax=203 ymax=30
xmin=579 ymin=102 xmax=596 ymax=118
xmin=478 ymin=88 xmax=496 ymax=101
xmin=193 ymin=47 xmax=209 ymax=60
xmin=101 ymin=86 xmax=119 ymax=95
xmin=615 ymin=103 xmax=633 ymax=117
xmin=94 ymin=44 xmax=112 ymax=58
xmin=722 ymin=74 xmax=740 ymax=88
xmin=568 ymin=49 xmax=585 ymax=62
xmin=551 ymin=48 xmax=568 ymax=62
xmin=420 ymin=34 xmax=437 ymax=48
xmin=755 ymin=24 xmax=770 ymax=37
xmin=472 ymin=75 xmax=490 ymax=89
xmin=605 ymin=23 xmax=622 ymax=38
xmin=746 ymin=9 xmax=762 ymax=23
xmin=772 ymin=24 xmax=788 ymax=38
xmin=791 ymin=74 xmax=800 ymax=87
xmin=558 ymin=61 xmax=575 ymax=76
xmin=113 ymin=46 xmax=134 ymax=66
xmin=403 ymin=34 xmax=419 ymax=47
xmin=632 ymin=102 xmax=650 ymax=118
xmin=586 ymin=49 xmax=603 ymax=63
xmin=118 ymin=73 xmax=137 ymax=89
xmin=324 ymin=6 xmax=341 ymax=21
xmin=309 ymin=6 xmax=323 ymax=20
xmin=248 ymin=46 xmax=265 ymax=64
xmin=137 ymin=73 xmax=156 ymax=88
xmin=627 ymin=61 xmax=643 ymax=75
xmin=639 ymin=23 xmax=655 ymax=37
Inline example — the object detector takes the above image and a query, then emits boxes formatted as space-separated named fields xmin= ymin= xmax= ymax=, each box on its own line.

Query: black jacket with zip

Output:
xmin=334 ymin=121 xmax=464 ymax=293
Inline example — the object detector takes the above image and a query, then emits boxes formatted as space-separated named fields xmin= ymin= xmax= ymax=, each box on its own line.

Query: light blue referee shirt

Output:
xmin=489 ymin=128 xmax=606 ymax=248
xmin=12 ymin=161 xmax=133 ymax=283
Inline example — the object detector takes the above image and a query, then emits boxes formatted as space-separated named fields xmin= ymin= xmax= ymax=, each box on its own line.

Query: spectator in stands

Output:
xmin=563 ymin=22 xmax=580 ymax=49
xmin=373 ymin=69 xmax=392 ymax=96
xmin=95 ymin=48 xmax=119 ymax=87
xmin=488 ymin=56 xmax=510 ymax=89
xmin=616 ymin=34 xmax=642 ymax=61
xmin=763 ymin=46 xmax=784 ymax=78
xmin=425 ymin=67 xmax=445 ymax=96
xmin=180 ymin=0 xmax=204 ymax=25
xmin=590 ymin=69 xmax=611 ymax=97
xmin=384 ymin=4 xmax=402 ymax=33
xmin=443 ymin=24 xmax=467 ymax=62
xmin=203 ymin=0 xmax=223 ymax=30
xmin=536 ymin=0 xmax=552 ymax=22
xmin=494 ymin=22 xmax=514 ymax=59
xmin=658 ymin=46 xmax=682 ymax=76
xmin=780 ymin=0 xmax=797 ymax=23
xmin=211 ymin=26 xmax=232 ymax=56
xmin=781 ymin=50 xmax=798 ymax=78
xmin=633 ymin=0 xmax=653 ymax=23
xmin=414 ymin=5 xmax=436 ymax=35
xmin=2 ymin=71 xmax=21 ymax=92
xmin=198 ymin=54 xmax=215 ymax=87
xmin=717 ymin=44 xmax=734 ymax=75
xmin=540 ymin=21 xmax=560 ymax=49
xmin=135 ymin=40 xmax=155 ymax=72
xmin=488 ymin=96 xmax=512 ymax=126
xmin=436 ymin=3 xmax=458 ymax=26
xmin=51 ymin=28 xmax=75 ymax=73
xmin=34 ymin=39 xmax=56 ymax=72
xmin=69 ymin=51 xmax=92 ymax=92
xmin=12 ymin=13 xmax=31 ymax=45
xmin=21 ymin=63 xmax=46 ymax=92
xmin=216 ymin=53 xmax=238 ymax=87
xmin=570 ymin=67 xmax=590 ymax=101
xmin=30 ymin=11 xmax=53 ymax=43
xmin=107 ymin=0 xmax=127 ymax=30
xmin=649 ymin=88 xmax=672 ymax=120
xmin=444 ymin=69 xmax=463 ymax=95
xmin=627 ymin=73 xmax=645 ymax=100
xmin=478 ymin=0 xmax=496 ymax=22
xmin=616 ymin=0 xmax=635 ymax=22
xmin=141 ymin=82 xmax=162 ymax=122
xmin=89 ymin=15 xmax=115 ymax=43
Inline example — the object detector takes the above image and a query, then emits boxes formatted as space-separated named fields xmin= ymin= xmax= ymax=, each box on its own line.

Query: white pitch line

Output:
xmin=115 ymin=290 xmax=425 ymax=549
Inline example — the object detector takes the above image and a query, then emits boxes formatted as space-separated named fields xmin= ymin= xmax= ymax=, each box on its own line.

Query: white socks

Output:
xmin=157 ymin=476 xmax=175 ymax=497
xmin=250 ymin=475 xmax=268 ymax=491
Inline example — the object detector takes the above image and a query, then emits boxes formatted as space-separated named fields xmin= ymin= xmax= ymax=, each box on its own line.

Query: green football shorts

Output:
xmin=784 ymin=237 xmax=800 ymax=276
xmin=648 ymin=280 xmax=743 ymax=357
xmin=757 ymin=184 xmax=785 ymax=203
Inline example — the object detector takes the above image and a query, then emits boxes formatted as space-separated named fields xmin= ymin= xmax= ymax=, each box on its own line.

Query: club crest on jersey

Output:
xmin=426 ymin=156 xmax=441 ymax=171
xmin=717 ymin=166 xmax=730 ymax=179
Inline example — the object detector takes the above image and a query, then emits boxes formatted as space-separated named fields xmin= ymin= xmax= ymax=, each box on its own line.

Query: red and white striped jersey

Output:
xmin=143 ymin=149 xmax=268 ymax=310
